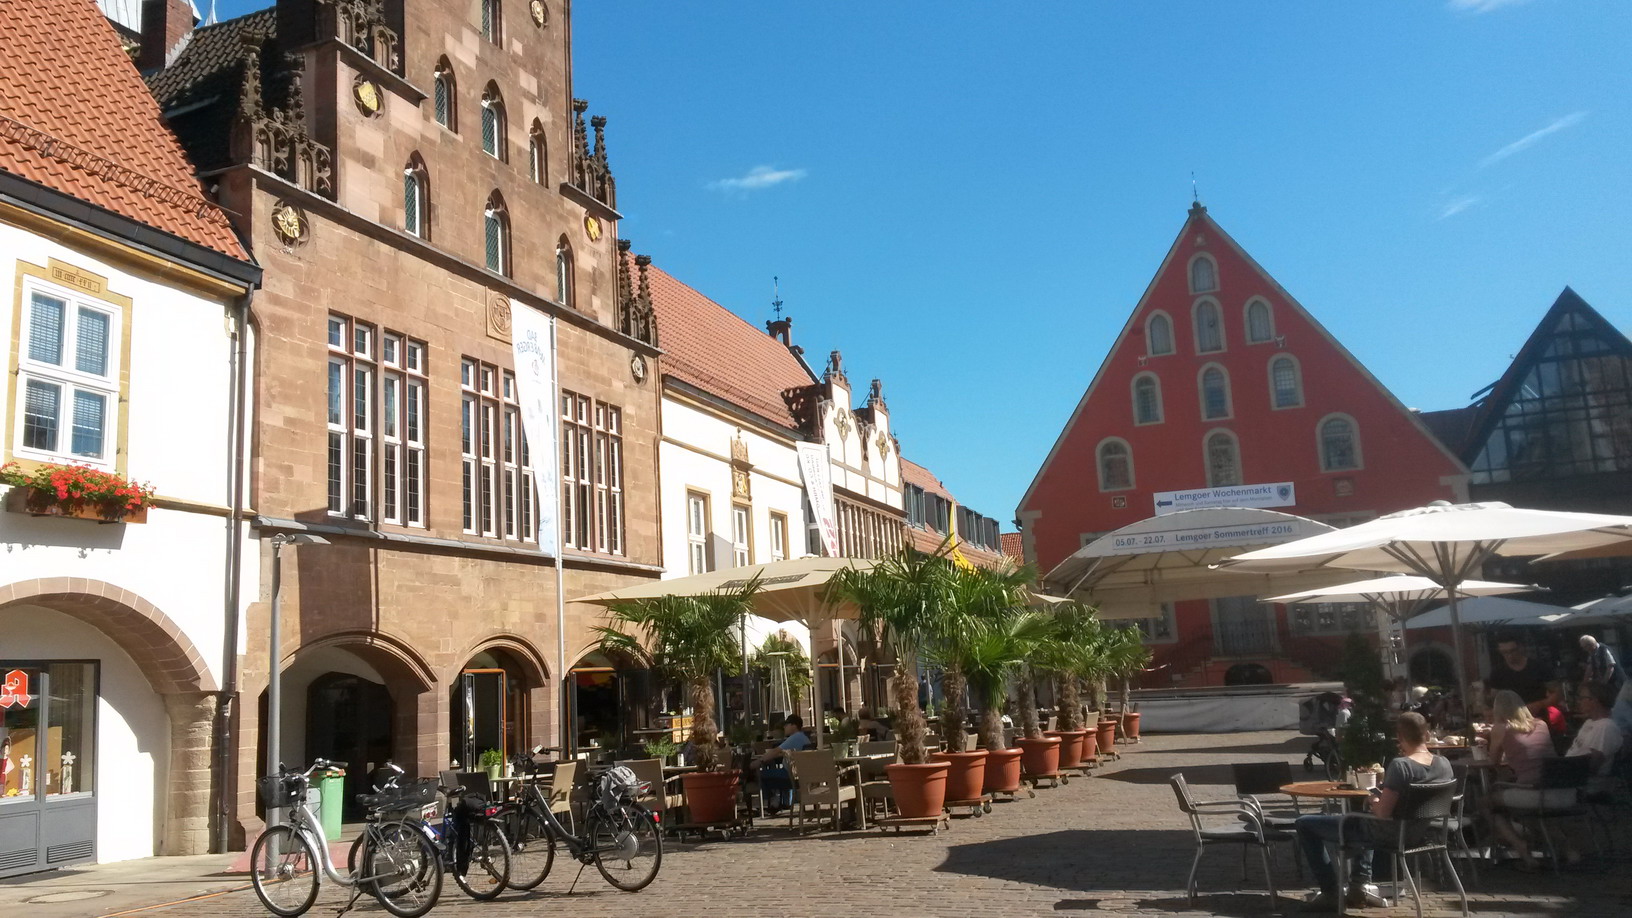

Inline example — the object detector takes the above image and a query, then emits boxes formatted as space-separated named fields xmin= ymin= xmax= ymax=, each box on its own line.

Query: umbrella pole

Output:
xmin=741 ymin=613 xmax=750 ymax=734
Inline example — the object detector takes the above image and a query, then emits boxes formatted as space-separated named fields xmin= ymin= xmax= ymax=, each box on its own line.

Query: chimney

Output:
xmin=139 ymin=0 xmax=195 ymax=72
xmin=766 ymin=316 xmax=793 ymax=346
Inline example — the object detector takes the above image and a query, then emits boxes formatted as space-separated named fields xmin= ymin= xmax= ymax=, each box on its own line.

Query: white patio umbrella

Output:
xmin=1219 ymin=500 xmax=1632 ymax=708
xmin=1403 ymin=595 xmax=1576 ymax=630
xmin=1562 ymin=592 xmax=1632 ymax=628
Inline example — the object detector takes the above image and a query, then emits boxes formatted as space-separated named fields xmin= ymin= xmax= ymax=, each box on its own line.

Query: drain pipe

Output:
xmin=212 ymin=287 xmax=253 ymax=853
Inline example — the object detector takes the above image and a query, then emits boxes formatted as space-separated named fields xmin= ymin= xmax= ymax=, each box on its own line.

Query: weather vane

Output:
xmin=1191 ymin=171 xmax=1199 ymax=203
xmin=771 ymin=276 xmax=784 ymax=320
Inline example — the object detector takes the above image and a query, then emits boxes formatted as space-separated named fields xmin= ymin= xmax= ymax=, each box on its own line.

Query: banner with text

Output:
xmin=510 ymin=307 xmax=561 ymax=557
xmin=797 ymin=442 xmax=841 ymax=558
xmin=1153 ymin=482 xmax=1295 ymax=516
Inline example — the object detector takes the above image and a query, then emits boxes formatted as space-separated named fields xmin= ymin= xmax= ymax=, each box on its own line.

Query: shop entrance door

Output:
xmin=306 ymin=673 xmax=393 ymax=819
xmin=0 ymin=662 xmax=98 ymax=878
xmin=451 ymin=669 xmax=507 ymax=770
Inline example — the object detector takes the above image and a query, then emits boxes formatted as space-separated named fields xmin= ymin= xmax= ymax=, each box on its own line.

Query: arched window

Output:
xmin=1098 ymin=439 xmax=1133 ymax=491
xmin=481 ymin=85 xmax=506 ymax=160
xmin=1269 ymin=355 xmax=1302 ymax=409
xmin=403 ymin=156 xmax=428 ymax=237
xmin=481 ymin=0 xmax=502 ymax=42
xmin=433 ymin=60 xmax=456 ymax=132
xmin=484 ymin=192 xmax=509 ymax=275
xmin=1132 ymin=373 xmax=1162 ymax=425
xmin=528 ymin=120 xmax=547 ymax=184
xmin=1245 ymin=299 xmax=1273 ymax=343
xmin=1189 ymin=254 xmax=1217 ymax=294
xmin=1205 ymin=430 xmax=1240 ymax=487
xmin=1194 ymin=299 xmax=1224 ymax=353
xmin=1320 ymin=415 xmax=1360 ymax=471
xmin=1199 ymin=365 xmax=1231 ymax=420
xmin=555 ymin=237 xmax=574 ymax=307
xmin=1146 ymin=311 xmax=1174 ymax=356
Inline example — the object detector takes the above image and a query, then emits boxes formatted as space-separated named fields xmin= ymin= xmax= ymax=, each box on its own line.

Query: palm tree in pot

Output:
xmin=1101 ymin=625 xmax=1152 ymax=743
xmin=957 ymin=607 xmax=1054 ymax=795
xmin=596 ymin=577 xmax=760 ymax=824
xmin=1040 ymin=603 xmax=1103 ymax=768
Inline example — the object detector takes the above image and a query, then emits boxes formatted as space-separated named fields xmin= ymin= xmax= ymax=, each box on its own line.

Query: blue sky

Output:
xmin=215 ymin=0 xmax=1631 ymax=529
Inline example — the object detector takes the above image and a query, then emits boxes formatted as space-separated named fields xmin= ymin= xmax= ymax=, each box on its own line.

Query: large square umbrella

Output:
xmin=1220 ymin=501 xmax=1632 ymax=709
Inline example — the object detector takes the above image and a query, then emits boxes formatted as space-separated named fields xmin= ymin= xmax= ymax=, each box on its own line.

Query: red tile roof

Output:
xmin=899 ymin=457 xmax=953 ymax=500
xmin=647 ymin=263 xmax=815 ymax=429
xmin=1000 ymin=532 xmax=1025 ymax=562
xmin=0 ymin=0 xmax=247 ymax=260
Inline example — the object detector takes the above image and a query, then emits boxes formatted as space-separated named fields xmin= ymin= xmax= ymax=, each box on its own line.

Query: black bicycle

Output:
xmin=496 ymin=750 xmax=662 ymax=892
xmin=348 ymin=763 xmax=511 ymax=902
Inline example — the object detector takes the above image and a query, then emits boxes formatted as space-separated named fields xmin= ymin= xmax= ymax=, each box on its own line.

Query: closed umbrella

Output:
xmin=1220 ymin=501 xmax=1632 ymax=710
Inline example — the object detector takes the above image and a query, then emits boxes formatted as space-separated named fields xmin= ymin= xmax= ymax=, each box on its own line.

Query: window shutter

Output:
xmin=29 ymin=294 xmax=66 ymax=365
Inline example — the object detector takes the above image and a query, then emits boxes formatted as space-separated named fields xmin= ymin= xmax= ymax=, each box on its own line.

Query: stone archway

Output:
xmin=447 ymin=633 xmax=552 ymax=767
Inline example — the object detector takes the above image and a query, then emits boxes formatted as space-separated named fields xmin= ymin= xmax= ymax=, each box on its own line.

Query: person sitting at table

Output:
xmin=855 ymin=707 xmax=891 ymax=741
xmin=1568 ymin=682 xmax=1624 ymax=795
xmin=1294 ymin=712 xmax=1452 ymax=912
xmin=1485 ymin=688 xmax=1562 ymax=871
xmin=751 ymin=715 xmax=812 ymax=813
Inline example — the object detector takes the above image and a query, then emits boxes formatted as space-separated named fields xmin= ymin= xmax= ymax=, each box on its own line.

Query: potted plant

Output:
xmin=956 ymin=598 xmax=1051 ymax=797
xmin=478 ymin=748 xmax=504 ymax=784
xmin=1102 ymin=626 xmax=1152 ymax=747
xmin=0 ymin=461 xmax=154 ymax=523
xmin=832 ymin=549 xmax=955 ymax=819
xmin=1014 ymin=616 xmax=1061 ymax=781
xmin=642 ymin=738 xmax=680 ymax=765
xmin=1041 ymin=604 xmax=1100 ymax=769
xmin=598 ymin=576 xmax=760 ymax=825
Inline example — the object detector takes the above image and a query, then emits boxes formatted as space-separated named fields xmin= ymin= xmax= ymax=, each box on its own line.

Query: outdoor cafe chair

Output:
xmin=855 ymin=742 xmax=897 ymax=821
xmin=790 ymin=749 xmax=862 ymax=832
xmin=546 ymin=759 xmax=580 ymax=833
xmin=1334 ymin=781 xmax=1468 ymax=918
xmin=1168 ymin=773 xmax=1277 ymax=908
xmin=1230 ymin=761 xmax=1304 ymax=879
xmin=1498 ymin=754 xmax=1597 ymax=872
xmin=615 ymin=758 xmax=686 ymax=824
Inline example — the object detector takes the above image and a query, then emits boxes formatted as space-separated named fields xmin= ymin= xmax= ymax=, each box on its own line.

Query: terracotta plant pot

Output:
xmin=681 ymin=770 xmax=740 ymax=825
xmin=1047 ymin=729 xmax=1089 ymax=768
xmin=1123 ymin=712 xmax=1141 ymax=741
xmin=1018 ymin=736 xmax=1061 ymax=777
xmin=1096 ymin=720 xmax=1118 ymax=755
xmin=981 ymin=747 xmax=1024 ymax=794
xmin=929 ymin=749 xmax=988 ymax=802
xmin=886 ymin=761 xmax=950 ymax=818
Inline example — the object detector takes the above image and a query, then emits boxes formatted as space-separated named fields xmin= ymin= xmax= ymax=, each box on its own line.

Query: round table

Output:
xmin=1281 ymin=780 xmax=1375 ymax=812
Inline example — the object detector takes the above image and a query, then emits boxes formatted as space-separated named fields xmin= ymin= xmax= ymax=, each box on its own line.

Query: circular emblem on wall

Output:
xmin=489 ymin=294 xmax=513 ymax=339
xmin=630 ymin=354 xmax=647 ymax=383
xmin=584 ymin=214 xmax=602 ymax=242
xmin=530 ymin=0 xmax=547 ymax=27
xmin=352 ymin=78 xmax=382 ymax=116
xmin=269 ymin=201 xmax=308 ymax=246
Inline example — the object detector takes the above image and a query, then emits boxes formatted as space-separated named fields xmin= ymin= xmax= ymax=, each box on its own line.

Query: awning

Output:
xmin=1041 ymin=508 xmax=1340 ymax=619
xmin=1404 ymin=596 xmax=1576 ymax=630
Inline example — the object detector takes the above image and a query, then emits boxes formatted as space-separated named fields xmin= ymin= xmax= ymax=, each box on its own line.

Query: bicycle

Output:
xmin=349 ymin=763 xmax=511 ymax=901
xmin=250 ymin=759 xmax=443 ymax=918
xmin=496 ymin=750 xmax=662 ymax=892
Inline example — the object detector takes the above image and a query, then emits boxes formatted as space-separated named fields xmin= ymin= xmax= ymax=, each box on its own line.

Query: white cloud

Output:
xmin=1477 ymin=111 xmax=1588 ymax=169
xmin=1436 ymin=195 xmax=1482 ymax=220
xmin=1447 ymin=0 xmax=1534 ymax=13
xmin=708 ymin=165 xmax=808 ymax=192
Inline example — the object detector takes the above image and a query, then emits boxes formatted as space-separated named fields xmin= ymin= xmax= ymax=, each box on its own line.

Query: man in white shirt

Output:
xmin=1569 ymin=682 xmax=1624 ymax=795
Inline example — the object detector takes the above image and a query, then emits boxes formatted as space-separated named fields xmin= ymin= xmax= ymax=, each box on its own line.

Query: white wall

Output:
xmin=5 ymin=606 xmax=169 ymax=863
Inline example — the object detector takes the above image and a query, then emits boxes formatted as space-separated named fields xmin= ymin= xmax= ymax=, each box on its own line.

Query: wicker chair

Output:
xmin=790 ymin=749 xmax=862 ymax=831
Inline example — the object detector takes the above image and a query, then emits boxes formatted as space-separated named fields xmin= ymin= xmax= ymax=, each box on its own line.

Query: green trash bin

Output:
xmin=316 ymin=769 xmax=346 ymax=839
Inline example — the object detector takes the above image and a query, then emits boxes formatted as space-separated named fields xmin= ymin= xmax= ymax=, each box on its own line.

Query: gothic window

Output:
xmin=481 ymin=84 xmax=506 ymax=160
xmin=1205 ymin=430 xmax=1241 ymax=487
xmin=1146 ymin=311 xmax=1174 ymax=356
xmin=529 ymin=120 xmax=547 ymax=184
xmin=1132 ymin=373 xmax=1162 ymax=425
xmin=1194 ymin=299 xmax=1224 ymax=353
xmin=403 ymin=156 xmax=427 ymax=237
xmin=1246 ymin=299 xmax=1274 ymax=343
xmin=1320 ymin=415 xmax=1360 ymax=471
xmin=481 ymin=0 xmax=502 ymax=43
xmin=433 ymin=60 xmax=456 ymax=132
xmin=1189 ymin=254 xmax=1217 ymax=294
xmin=555 ymin=237 xmax=575 ymax=307
xmin=1270 ymin=355 xmax=1302 ymax=408
xmin=1098 ymin=439 xmax=1133 ymax=491
xmin=1200 ymin=365 xmax=1231 ymax=419
xmin=484 ymin=192 xmax=509 ymax=275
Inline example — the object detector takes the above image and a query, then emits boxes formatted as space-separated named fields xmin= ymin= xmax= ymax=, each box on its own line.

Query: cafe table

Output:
xmin=1281 ymin=779 xmax=1374 ymax=814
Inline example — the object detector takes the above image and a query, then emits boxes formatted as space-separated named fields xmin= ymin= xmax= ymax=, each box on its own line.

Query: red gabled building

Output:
xmin=1017 ymin=204 xmax=1469 ymax=685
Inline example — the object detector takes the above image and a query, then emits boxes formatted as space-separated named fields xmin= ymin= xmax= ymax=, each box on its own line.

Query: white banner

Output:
xmin=797 ymin=442 xmax=841 ymax=558
xmin=1153 ymin=481 xmax=1295 ymax=516
xmin=510 ymin=307 xmax=560 ymax=557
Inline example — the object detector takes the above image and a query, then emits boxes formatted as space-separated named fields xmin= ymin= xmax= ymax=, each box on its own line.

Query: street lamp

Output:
xmin=266 ymin=532 xmax=328 ymax=783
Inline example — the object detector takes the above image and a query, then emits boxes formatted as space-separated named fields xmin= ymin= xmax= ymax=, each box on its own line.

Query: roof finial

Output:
xmin=771 ymin=275 xmax=784 ymax=321
xmin=1191 ymin=171 xmax=1199 ymax=203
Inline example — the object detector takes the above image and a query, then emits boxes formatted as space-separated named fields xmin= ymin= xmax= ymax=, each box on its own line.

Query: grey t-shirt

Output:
xmin=1382 ymin=752 xmax=1453 ymax=794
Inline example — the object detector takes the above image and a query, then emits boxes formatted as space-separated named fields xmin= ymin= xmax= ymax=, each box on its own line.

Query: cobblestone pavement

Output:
xmin=142 ymin=731 xmax=1627 ymax=917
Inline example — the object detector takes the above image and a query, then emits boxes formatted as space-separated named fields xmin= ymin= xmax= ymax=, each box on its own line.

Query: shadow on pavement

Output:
xmin=1144 ymin=737 xmax=1312 ymax=758
xmin=1095 ymin=764 xmax=1237 ymax=786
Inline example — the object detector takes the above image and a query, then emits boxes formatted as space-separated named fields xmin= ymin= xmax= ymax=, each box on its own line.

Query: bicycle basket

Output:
xmin=258 ymin=774 xmax=301 ymax=808
xmin=598 ymin=765 xmax=641 ymax=809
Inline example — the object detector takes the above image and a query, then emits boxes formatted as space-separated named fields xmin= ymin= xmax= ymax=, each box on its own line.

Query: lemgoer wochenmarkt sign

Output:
xmin=1153 ymin=482 xmax=1295 ymax=516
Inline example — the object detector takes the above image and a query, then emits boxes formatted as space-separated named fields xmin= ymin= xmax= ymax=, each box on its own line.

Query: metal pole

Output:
xmin=267 ymin=538 xmax=283 ymax=775
xmin=551 ymin=317 xmax=568 ymax=755
xmin=740 ymin=613 xmax=751 ymax=732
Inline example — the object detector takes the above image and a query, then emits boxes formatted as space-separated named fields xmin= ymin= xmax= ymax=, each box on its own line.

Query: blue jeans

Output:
xmin=1296 ymin=813 xmax=1388 ymax=896
xmin=759 ymin=765 xmax=792 ymax=808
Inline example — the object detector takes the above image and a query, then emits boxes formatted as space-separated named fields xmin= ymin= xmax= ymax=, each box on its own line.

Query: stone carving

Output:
xmin=615 ymin=240 xmax=657 ymax=345
xmin=834 ymin=407 xmax=852 ymax=440
xmin=487 ymin=293 xmax=513 ymax=342
xmin=569 ymin=99 xmax=616 ymax=210
xmin=238 ymin=35 xmax=334 ymax=197
xmin=730 ymin=431 xmax=751 ymax=499
xmin=270 ymin=200 xmax=309 ymax=246
xmin=320 ymin=0 xmax=400 ymax=70
xmin=353 ymin=77 xmax=382 ymax=116
xmin=825 ymin=350 xmax=847 ymax=385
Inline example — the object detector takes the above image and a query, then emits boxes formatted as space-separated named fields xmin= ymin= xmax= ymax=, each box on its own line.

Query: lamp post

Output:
xmin=266 ymin=532 xmax=328 ymax=783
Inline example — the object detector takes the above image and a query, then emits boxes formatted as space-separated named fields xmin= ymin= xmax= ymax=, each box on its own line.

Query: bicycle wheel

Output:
xmin=453 ymin=821 xmax=510 ymax=900
xmin=363 ymin=822 xmax=443 ymax=918
xmin=589 ymin=802 xmax=661 ymax=892
xmin=504 ymin=807 xmax=555 ymax=891
xmin=249 ymin=825 xmax=320 ymax=917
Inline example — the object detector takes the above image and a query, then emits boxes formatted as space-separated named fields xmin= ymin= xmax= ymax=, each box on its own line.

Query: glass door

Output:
xmin=0 ymin=662 xmax=97 ymax=877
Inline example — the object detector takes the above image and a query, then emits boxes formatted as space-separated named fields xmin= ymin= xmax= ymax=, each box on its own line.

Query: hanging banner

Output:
xmin=1153 ymin=481 xmax=1295 ymax=516
xmin=797 ymin=442 xmax=841 ymax=558
xmin=510 ymin=306 xmax=561 ymax=556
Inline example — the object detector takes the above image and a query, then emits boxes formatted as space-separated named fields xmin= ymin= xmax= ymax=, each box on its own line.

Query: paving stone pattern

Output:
xmin=155 ymin=731 xmax=1626 ymax=917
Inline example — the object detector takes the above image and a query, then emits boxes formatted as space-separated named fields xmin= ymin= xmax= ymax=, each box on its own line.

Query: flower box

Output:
xmin=3 ymin=487 xmax=148 ymax=524
xmin=0 ymin=461 xmax=154 ymax=525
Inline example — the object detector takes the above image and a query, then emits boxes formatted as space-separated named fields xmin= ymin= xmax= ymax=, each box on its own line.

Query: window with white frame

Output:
xmin=501 ymin=371 xmax=537 ymax=541
xmin=460 ymin=358 xmax=499 ymax=536
xmin=1320 ymin=416 xmax=1360 ymax=471
xmin=1146 ymin=312 xmax=1174 ymax=356
xmin=731 ymin=505 xmax=752 ymax=567
xmin=1200 ymin=365 xmax=1231 ymax=420
xmin=14 ymin=285 xmax=120 ymax=467
xmin=328 ymin=315 xmax=376 ymax=518
xmin=1245 ymin=299 xmax=1273 ymax=343
xmin=1132 ymin=373 xmax=1162 ymax=425
xmin=1205 ymin=430 xmax=1241 ymax=487
xmin=1194 ymin=300 xmax=1224 ymax=353
xmin=561 ymin=390 xmax=624 ymax=554
xmin=1189 ymin=255 xmax=1217 ymax=293
xmin=686 ymin=491 xmax=710 ymax=574
xmin=1097 ymin=439 xmax=1132 ymax=491
xmin=380 ymin=333 xmax=427 ymax=526
xmin=1270 ymin=355 xmax=1302 ymax=408
xmin=769 ymin=511 xmax=789 ymax=561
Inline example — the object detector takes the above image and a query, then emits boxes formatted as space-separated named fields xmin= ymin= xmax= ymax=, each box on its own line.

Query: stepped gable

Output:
xmin=646 ymin=261 xmax=817 ymax=430
xmin=0 ymin=0 xmax=246 ymax=258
